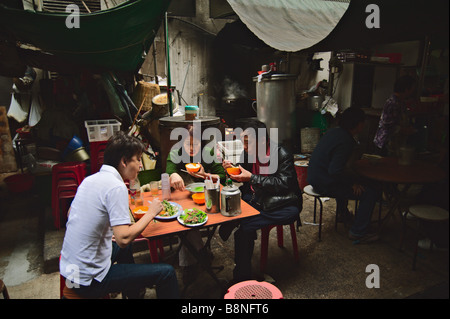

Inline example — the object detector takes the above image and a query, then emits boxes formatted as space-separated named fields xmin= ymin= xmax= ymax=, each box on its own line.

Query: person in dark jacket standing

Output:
xmin=307 ymin=107 xmax=380 ymax=243
xmin=373 ymin=75 xmax=416 ymax=156
xmin=222 ymin=119 xmax=302 ymax=282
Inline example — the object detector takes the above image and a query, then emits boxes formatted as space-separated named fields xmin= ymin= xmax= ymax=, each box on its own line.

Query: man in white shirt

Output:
xmin=60 ymin=131 xmax=179 ymax=298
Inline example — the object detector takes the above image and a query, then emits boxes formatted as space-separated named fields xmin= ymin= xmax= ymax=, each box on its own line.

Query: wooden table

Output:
xmin=135 ymin=189 xmax=260 ymax=238
xmin=354 ymin=157 xmax=446 ymax=227
xmin=354 ymin=157 xmax=445 ymax=185
xmin=131 ymin=188 xmax=260 ymax=291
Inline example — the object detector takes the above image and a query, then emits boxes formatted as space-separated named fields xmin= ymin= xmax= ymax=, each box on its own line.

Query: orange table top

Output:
xmin=132 ymin=189 xmax=260 ymax=239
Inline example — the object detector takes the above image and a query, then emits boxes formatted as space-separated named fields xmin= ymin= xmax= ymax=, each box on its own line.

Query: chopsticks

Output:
xmin=180 ymin=169 xmax=218 ymax=189
xmin=180 ymin=169 xmax=203 ymax=179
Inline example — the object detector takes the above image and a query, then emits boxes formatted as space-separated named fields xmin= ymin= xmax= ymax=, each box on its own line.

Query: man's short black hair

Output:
xmin=103 ymin=131 xmax=145 ymax=169
xmin=239 ymin=119 xmax=270 ymax=142
xmin=339 ymin=107 xmax=365 ymax=131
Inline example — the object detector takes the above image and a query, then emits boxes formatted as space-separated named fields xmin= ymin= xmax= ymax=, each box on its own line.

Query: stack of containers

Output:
xmin=84 ymin=119 xmax=121 ymax=174
xmin=161 ymin=173 xmax=171 ymax=200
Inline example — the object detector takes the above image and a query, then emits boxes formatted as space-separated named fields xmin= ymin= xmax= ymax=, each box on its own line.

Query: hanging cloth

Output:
xmin=7 ymin=88 xmax=29 ymax=123
xmin=226 ymin=0 xmax=349 ymax=52
xmin=28 ymin=69 xmax=44 ymax=126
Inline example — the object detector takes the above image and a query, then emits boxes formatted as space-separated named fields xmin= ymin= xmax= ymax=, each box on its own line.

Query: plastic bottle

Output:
xmin=161 ymin=173 xmax=171 ymax=200
xmin=130 ymin=177 xmax=143 ymax=206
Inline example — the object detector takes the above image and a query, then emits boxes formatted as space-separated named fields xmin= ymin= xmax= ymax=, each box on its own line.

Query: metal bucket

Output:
xmin=65 ymin=147 xmax=90 ymax=162
xmin=294 ymin=160 xmax=309 ymax=190
xmin=253 ymin=74 xmax=296 ymax=145
xmin=300 ymin=127 xmax=320 ymax=154
xmin=308 ymin=96 xmax=324 ymax=111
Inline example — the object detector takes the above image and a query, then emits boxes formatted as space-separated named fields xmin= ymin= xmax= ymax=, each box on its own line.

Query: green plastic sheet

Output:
xmin=0 ymin=0 xmax=171 ymax=72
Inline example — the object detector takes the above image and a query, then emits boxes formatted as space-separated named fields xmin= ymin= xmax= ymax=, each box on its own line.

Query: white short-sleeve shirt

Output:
xmin=60 ymin=165 xmax=131 ymax=286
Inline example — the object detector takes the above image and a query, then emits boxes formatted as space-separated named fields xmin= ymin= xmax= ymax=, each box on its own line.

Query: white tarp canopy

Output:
xmin=226 ymin=0 xmax=350 ymax=52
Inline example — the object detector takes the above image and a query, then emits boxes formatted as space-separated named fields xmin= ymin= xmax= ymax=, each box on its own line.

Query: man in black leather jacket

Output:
xmin=222 ymin=119 xmax=302 ymax=282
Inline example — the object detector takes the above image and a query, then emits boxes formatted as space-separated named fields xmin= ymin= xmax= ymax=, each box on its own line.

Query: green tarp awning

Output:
xmin=0 ymin=0 xmax=171 ymax=73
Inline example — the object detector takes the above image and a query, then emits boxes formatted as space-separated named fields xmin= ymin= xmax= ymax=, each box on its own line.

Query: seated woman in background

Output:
xmin=166 ymin=125 xmax=226 ymax=285
xmin=167 ymin=125 xmax=225 ymax=190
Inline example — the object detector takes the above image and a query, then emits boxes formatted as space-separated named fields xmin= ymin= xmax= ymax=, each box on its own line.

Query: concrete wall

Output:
xmin=293 ymin=51 xmax=331 ymax=92
xmin=140 ymin=0 xmax=234 ymax=116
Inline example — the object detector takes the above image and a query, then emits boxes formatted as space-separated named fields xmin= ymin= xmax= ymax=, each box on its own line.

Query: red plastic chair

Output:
xmin=224 ymin=280 xmax=283 ymax=299
xmin=133 ymin=235 xmax=165 ymax=263
xmin=260 ymin=222 xmax=299 ymax=273
xmin=52 ymin=162 xmax=87 ymax=229
xmin=90 ymin=141 xmax=108 ymax=174
xmin=53 ymin=162 xmax=87 ymax=185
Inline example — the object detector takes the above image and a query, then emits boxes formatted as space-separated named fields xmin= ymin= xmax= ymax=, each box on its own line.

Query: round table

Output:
xmin=354 ymin=157 xmax=445 ymax=185
xmin=354 ymin=157 xmax=446 ymax=229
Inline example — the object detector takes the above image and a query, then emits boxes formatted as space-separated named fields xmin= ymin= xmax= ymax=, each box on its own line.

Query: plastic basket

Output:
xmin=84 ymin=119 xmax=121 ymax=142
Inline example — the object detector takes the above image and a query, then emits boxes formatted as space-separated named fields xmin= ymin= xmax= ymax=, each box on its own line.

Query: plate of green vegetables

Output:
xmin=177 ymin=208 xmax=208 ymax=227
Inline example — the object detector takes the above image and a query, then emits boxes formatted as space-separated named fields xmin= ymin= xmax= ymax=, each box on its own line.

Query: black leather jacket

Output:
xmin=238 ymin=144 xmax=302 ymax=212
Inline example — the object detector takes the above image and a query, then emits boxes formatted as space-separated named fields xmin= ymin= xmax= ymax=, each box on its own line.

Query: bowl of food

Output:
xmin=226 ymin=167 xmax=241 ymax=175
xmin=132 ymin=206 xmax=149 ymax=220
xmin=185 ymin=163 xmax=201 ymax=173
xmin=186 ymin=182 xmax=205 ymax=194
xmin=192 ymin=193 xmax=205 ymax=205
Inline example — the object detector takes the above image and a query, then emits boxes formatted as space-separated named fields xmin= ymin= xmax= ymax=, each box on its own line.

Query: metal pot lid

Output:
xmin=252 ymin=73 xmax=297 ymax=81
xmin=159 ymin=115 xmax=220 ymax=126
xmin=221 ymin=184 xmax=240 ymax=195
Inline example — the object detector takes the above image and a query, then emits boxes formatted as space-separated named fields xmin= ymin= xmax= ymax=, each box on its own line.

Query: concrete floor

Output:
xmin=0 ymin=171 xmax=448 ymax=299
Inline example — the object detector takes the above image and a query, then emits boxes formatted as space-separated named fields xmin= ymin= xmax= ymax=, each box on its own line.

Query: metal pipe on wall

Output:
xmin=164 ymin=12 xmax=173 ymax=116
xmin=418 ymin=36 xmax=431 ymax=98
xmin=152 ymin=40 xmax=158 ymax=85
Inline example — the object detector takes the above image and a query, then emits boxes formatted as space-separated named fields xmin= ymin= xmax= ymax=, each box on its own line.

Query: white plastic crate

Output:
xmin=84 ymin=119 xmax=121 ymax=142
xmin=217 ymin=140 xmax=244 ymax=164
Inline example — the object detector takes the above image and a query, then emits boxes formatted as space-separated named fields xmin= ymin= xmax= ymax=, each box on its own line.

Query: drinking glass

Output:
xmin=150 ymin=181 xmax=159 ymax=197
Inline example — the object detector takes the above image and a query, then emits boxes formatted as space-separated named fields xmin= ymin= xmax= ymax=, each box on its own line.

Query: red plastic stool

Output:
xmin=52 ymin=162 xmax=87 ymax=229
xmin=60 ymin=278 xmax=110 ymax=299
xmin=224 ymin=280 xmax=283 ymax=299
xmin=260 ymin=222 xmax=299 ymax=273
xmin=60 ymin=256 xmax=109 ymax=299
xmin=90 ymin=141 xmax=108 ymax=174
